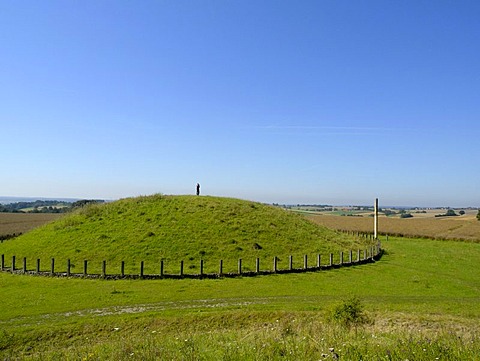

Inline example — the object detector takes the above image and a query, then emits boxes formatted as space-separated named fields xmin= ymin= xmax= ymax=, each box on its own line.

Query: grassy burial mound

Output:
xmin=0 ymin=195 xmax=375 ymax=275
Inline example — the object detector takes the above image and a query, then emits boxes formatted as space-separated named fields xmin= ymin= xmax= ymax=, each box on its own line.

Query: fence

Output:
xmin=0 ymin=242 xmax=382 ymax=280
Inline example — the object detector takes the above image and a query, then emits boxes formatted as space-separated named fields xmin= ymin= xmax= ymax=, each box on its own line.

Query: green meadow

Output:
xmin=0 ymin=196 xmax=479 ymax=359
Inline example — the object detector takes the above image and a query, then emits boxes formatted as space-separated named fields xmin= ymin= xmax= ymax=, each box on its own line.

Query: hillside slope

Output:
xmin=0 ymin=195 xmax=374 ymax=274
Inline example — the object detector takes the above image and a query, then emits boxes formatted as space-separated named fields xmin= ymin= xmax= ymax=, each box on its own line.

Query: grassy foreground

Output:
xmin=1 ymin=236 xmax=479 ymax=359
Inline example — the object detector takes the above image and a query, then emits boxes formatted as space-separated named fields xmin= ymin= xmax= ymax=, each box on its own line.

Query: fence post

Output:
xmin=51 ymin=258 xmax=55 ymax=275
xmin=317 ymin=254 xmax=321 ymax=268
xmin=256 ymin=258 xmax=260 ymax=273
xmin=160 ymin=260 xmax=164 ymax=277
xmin=200 ymin=259 xmax=204 ymax=276
xmin=11 ymin=256 xmax=15 ymax=272
xmin=349 ymin=250 xmax=353 ymax=264
xmin=340 ymin=252 xmax=343 ymax=265
xmin=219 ymin=260 xmax=223 ymax=276
xmin=102 ymin=261 xmax=106 ymax=278
xmin=304 ymin=254 xmax=308 ymax=270
xmin=121 ymin=261 xmax=125 ymax=277
xmin=238 ymin=259 xmax=242 ymax=275
xmin=1 ymin=254 xmax=4 ymax=270
xmin=67 ymin=259 xmax=70 ymax=277
xmin=84 ymin=260 xmax=88 ymax=276
xmin=273 ymin=256 xmax=278 ymax=272
xmin=329 ymin=253 xmax=333 ymax=266
xmin=289 ymin=255 xmax=293 ymax=271
xmin=180 ymin=260 xmax=184 ymax=276
xmin=36 ymin=259 xmax=40 ymax=273
xmin=140 ymin=261 xmax=144 ymax=278
xmin=23 ymin=257 xmax=27 ymax=273
xmin=357 ymin=249 xmax=361 ymax=263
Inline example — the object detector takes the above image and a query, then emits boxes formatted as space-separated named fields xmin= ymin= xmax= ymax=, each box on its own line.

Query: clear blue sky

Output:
xmin=1 ymin=1 xmax=479 ymax=207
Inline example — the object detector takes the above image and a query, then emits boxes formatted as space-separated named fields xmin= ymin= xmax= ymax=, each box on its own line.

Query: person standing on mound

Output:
xmin=196 ymin=183 xmax=200 ymax=196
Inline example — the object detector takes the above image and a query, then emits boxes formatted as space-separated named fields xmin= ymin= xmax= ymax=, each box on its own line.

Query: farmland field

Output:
xmin=0 ymin=213 xmax=62 ymax=237
xmin=308 ymin=213 xmax=480 ymax=241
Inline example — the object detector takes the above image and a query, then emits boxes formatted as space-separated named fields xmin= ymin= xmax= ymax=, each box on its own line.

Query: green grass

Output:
xmin=3 ymin=312 xmax=478 ymax=360
xmin=0 ymin=195 xmax=373 ymax=275
xmin=0 ymin=236 xmax=479 ymax=359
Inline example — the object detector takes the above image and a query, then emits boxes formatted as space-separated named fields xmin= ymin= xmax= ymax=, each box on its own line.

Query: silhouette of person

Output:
xmin=196 ymin=183 xmax=200 ymax=196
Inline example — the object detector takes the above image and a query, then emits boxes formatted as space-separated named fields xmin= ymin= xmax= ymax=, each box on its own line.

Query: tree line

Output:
xmin=0 ymin=199 xmax=104 ymax=213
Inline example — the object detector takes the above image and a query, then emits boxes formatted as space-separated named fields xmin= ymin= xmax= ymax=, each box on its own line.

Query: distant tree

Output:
xmin=459 ymin=210 xmax=465 ymax=215
xmin=382 ymin=209 xmax=397 ymax=216
xmin=435 ymin=209 xmax=458 ymax=218
xmin=477 ymin=210 xmax=480 ymax=221
xmin=71 ymin=199 xmax=104 ymax=209
xmin=445 ymin=209 xmax=457 ymax=217
xmin=400 ymin=213 xmax=413 ymax=218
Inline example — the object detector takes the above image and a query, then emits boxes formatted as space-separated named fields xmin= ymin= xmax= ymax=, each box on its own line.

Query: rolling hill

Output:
xmin=0 ymin=194 xmax=374 ymax=274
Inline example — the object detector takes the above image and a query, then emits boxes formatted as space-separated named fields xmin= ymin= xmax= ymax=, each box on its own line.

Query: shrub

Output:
xmin=445 ymin=209 xmax=457 ymax=217
xmin=329 ymin=296 xmax=369 ymax=329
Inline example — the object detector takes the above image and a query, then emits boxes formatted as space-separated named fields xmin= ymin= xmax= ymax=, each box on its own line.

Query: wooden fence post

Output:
xmin=51 ymin=258 xmax=55 ymax=275
xmin=317 ymin=254 xmax=321 ymax=268
xmin=140 ymin=261 xmax=144 ymax=278
xmin=289 ymin=255 xmax=293 ymax=271
xmin=256 ymin=258 xmax=260 ymax=273
xmin=1 ymin=254 xmax=4 ymax=270
xmin=200 ymin=259 xmax=204 ymax=276
xmin=36 ymin=259 xmax=40 ymax=273
xmin=340 ymin=252 xmax=343 ymax=265
xmin=180 ymin=260 xmax=184 ymax=276
xmin=357 ymin=249 xmax=361 ymax=263
xmin=160 ymin=260 xmax=164 ymax=277
xmin=349 ymin=250 xmax=353 ymax=264
xmin=121 ymin=261 xmax=125 ymax=277
xmin=11 ymin=256 xmax=15 ymax=272
xmin=23 ymin=257 xmax=27 ymax=273
xmin=219 ymin=260 xmax=223 ymax=276
xmin=67 ymin=259 xmax=71 ymax=277
xmin=304 ymin=254 xmax=308 ymax=270
xmin=329 ymin=253 xmax=333 ymax=266
xmin=102 ymin=261 xmax=106 ymax=278
xmin=238 ymin=259 xmax=242 ymax=275
xmin=84 ymin=260 xmax=88 ymax=276
xmin=273 ymin=256 xmax=278 ymax=272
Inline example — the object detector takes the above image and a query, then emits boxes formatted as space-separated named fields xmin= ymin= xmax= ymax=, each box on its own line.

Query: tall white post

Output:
xmin=374 ymin=198 xmax=379 ymax=239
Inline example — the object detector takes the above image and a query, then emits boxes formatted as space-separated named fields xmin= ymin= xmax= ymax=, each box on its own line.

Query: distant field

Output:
xmin=308 ymin=213 xmax=480 ymax=241
xmin=0 ymin=213 xmax=62 ymax=237
xmin=293 ymin=207 xmax=478 ymax=219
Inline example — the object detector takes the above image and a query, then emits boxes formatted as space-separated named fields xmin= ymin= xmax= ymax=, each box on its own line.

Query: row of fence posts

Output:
xmin=0 ymin=244 xmax=381 ymax=279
